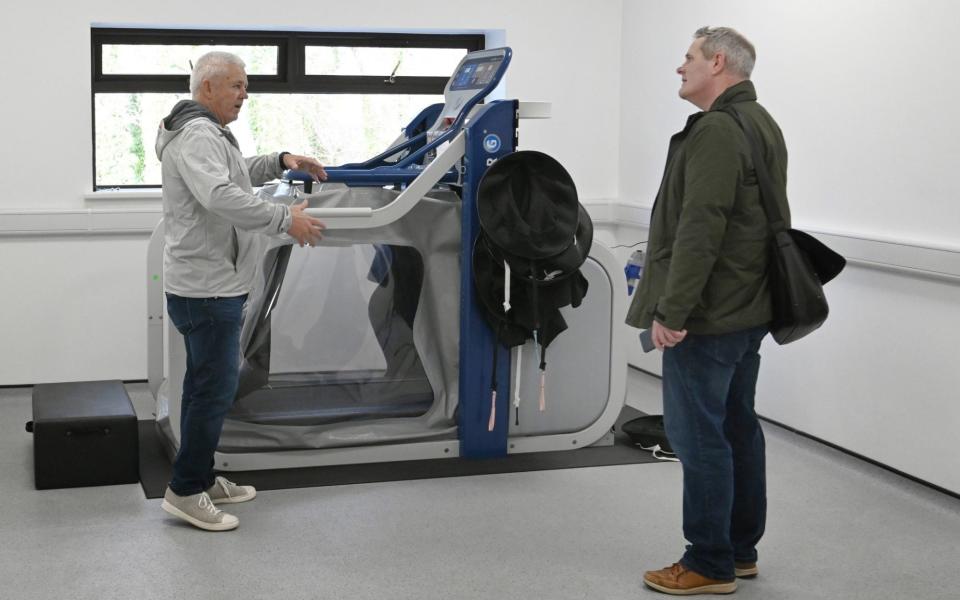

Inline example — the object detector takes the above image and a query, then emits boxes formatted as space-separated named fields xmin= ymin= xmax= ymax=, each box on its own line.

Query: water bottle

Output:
xmin=624 ymin=248 xmax=645 ymax=295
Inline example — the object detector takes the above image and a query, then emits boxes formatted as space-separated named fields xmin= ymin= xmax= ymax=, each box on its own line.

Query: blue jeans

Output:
xmin=165 ymin=293 xmax=247 ymax=496
xmin=661 ymin=325 xmax=768 ymax=580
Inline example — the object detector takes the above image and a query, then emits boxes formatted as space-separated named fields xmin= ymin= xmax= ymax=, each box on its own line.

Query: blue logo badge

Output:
xmin=483 ymin=134 xmax=502 ymax=154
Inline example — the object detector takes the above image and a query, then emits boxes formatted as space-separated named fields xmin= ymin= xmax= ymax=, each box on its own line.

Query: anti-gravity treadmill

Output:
xmin=146 ymin=47 xmax=628 ymax=470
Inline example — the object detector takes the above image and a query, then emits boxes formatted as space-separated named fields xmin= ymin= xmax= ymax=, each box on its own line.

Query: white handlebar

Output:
xmin=305 ymin=207 xmax=374 ymax=218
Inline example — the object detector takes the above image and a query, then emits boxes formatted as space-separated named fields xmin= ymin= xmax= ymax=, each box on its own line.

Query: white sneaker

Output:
xmin=206 ymin=476 xmax=257 ymax=504
xmin=161 ymin=488 xmax=239 ymax=531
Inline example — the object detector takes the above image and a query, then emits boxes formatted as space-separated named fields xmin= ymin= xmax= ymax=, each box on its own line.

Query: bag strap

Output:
xmin=719 ymin=105 xmax=787 ymax=234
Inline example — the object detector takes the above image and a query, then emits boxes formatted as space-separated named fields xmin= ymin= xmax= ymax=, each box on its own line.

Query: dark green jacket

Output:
xmin=625 ymin=80 xmax=790 ymax=334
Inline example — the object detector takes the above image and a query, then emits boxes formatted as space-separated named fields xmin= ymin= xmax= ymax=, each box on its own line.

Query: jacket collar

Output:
xmin=680 ymin=80 xmax=758 ymax=131
xmin=708 ymin=80 xmax=757 ymax=112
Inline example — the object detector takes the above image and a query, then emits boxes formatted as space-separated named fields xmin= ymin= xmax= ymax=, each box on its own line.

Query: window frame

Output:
xmin=90 ymin=27 xmax=484 ymax=189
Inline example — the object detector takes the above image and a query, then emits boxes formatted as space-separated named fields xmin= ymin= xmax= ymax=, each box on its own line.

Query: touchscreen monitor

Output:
xmin=450 ymin=56 xmax=503 ymax=91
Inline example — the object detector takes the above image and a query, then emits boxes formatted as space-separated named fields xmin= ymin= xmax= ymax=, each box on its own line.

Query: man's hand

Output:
xmin=283 ymin=153 xmax=328 ymax=181
xmin=287 ymin=200 xmax=326 ymax=247
xmin=652 ymin=320 xmax=687 ymax=351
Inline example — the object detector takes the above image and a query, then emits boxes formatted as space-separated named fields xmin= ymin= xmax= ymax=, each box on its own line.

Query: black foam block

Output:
xmin=29 ymin=380 xmax=139 ymax=490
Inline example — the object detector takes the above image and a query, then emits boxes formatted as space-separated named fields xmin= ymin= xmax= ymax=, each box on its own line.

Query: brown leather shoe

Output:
xmin=643 ymin=563 xmax=737 ymax=595
xmin=734 ymin=562 xmax=758 ymax=578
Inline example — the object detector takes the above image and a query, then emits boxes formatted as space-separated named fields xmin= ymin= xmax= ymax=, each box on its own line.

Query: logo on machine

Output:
xmin=482 ymin=134 xmax=502 ymax=154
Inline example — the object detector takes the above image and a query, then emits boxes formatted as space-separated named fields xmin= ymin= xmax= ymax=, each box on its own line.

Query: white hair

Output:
xmin=695 ymin=26 xmax=756 ymax=79
xmin=190 ymin=51 xmax=246 ymax=98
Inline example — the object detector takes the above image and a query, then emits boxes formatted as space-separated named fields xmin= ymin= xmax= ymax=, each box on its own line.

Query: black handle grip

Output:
xmin=65 ymin=426 xmax=111 ymax=438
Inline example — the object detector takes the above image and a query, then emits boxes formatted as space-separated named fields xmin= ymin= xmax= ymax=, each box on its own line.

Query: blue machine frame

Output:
xmin=456 ymin=99 xmax=517 ymax=457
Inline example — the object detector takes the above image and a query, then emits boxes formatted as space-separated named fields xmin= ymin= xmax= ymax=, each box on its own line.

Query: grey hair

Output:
xmin=190 ymin=51 xmax=246 ymax=97
xmin=694 ymin=26 xmax=756 ymax=79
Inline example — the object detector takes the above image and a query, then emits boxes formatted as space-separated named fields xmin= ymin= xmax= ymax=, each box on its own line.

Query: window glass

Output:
xmin=92 ymin=30 xmax=481 ymax=188
xmin=240 ymin=93 xmax=444 ymax=164
xmin=304 ymin=46 xmax=465 ymax=78
xmin=94 ymin=92 xmax=443 ymax=187
xmin=95 ymin=92 xmax=185 ymax=187
xmin=101 ymin=44 xmax=278 ymax=75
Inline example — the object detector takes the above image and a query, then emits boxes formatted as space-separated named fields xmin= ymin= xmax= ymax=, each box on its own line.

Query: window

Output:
xmin=91 ymin=29 xmax=483 ymax=189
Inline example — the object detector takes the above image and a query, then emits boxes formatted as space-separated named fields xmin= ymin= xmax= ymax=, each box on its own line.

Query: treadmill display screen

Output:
xmin=449 ymin=56 xmax=503 ymax=91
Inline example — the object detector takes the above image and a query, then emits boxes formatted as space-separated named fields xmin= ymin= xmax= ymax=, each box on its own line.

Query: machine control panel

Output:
xmin=450 ymin=55 xmax=503 ymax=90
xmin=429 ymin=47 xmax=511 ymax=134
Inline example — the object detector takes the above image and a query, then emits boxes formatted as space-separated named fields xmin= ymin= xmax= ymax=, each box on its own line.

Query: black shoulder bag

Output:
xmin=722 ymin=106 xmax=846 ymax=345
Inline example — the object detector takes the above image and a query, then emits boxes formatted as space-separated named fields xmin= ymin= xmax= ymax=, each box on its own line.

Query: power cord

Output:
xmin=611 ymin=240 xmax=647 ymax=249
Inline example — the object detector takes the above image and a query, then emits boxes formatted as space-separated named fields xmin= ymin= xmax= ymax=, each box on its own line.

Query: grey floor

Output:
xmin=1 ymin=371 xmax=957 ymax=600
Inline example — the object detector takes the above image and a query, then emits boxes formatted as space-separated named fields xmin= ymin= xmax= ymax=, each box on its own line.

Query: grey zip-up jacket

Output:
xmin=156 ymin=100 xmax=291 ymax=297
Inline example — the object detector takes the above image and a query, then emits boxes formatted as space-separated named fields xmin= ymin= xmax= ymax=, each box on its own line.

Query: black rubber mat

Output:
xmin=138 ymin=406 xmax=664 ymax=499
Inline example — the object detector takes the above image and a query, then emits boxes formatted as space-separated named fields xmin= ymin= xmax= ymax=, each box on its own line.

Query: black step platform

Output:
xmin=28 ymin=380 xmax=139 ymax=490
xmin=137 ymin=406 xmax=663 ymax=499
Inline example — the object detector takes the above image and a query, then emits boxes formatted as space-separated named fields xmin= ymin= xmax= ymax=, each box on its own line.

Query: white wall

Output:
xmin=620 ymin=0 xmax=960 ymax=246
xmin=0 ymin=0 xmax=623 ymax=385
xmin=618 ymin=1 xmax=960 ymax=494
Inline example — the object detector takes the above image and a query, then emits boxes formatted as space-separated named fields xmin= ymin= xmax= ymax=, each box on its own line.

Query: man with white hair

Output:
xmin=156 ymin=51 xmax=327 ymax=531
xmin=626 ymin=27 xmax=790 ymax=594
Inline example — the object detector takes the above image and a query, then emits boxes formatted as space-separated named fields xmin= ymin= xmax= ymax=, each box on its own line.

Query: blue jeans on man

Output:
xmin=165 ymin=293 xmax=247 ymax=496
xmin=661 ymin=325 xmax=768 ymax=580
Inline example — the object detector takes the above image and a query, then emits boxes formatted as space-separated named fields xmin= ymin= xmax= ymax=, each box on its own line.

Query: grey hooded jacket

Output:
xmin=156 ymin=100 xmax=292 ymax=297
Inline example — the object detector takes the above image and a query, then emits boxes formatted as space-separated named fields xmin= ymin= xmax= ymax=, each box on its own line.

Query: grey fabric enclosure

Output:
xmin=219 ymin=183 xmax=463 ymax=451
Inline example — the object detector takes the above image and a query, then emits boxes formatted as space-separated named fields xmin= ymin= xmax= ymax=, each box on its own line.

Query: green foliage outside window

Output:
xmin=94 ymin=41 xmax=459 ymax=187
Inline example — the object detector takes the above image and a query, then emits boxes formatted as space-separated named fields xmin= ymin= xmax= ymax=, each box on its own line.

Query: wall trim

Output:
xmin=595 ymin=200 xmax=960 ymax=283
xmin=3 ymin=194 xmax=958 ymax=285
xmin=0 ymin=208 xmax=161 ymax=236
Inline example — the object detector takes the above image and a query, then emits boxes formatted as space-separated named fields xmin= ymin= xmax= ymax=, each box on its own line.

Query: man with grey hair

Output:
xmin=626 ymin=27 xmax=789 ymax=594
xmin=156 ymin=50 xmax=327 ymax=531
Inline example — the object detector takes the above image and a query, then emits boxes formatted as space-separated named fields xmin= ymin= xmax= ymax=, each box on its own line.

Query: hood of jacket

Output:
xmin=155 ymin=100 xmax=222 ymax=160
